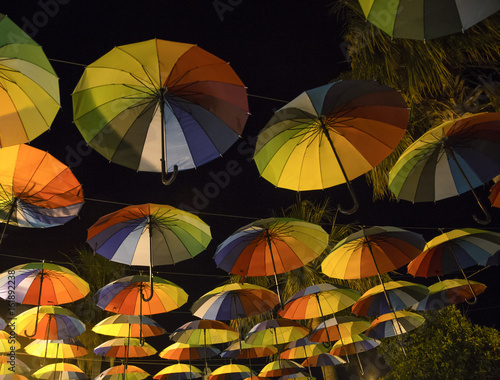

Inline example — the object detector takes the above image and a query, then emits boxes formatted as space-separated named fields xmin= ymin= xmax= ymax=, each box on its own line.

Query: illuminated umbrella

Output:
xmin=412 ymin=279 xmax=487 ymax=311
xmin=309 ymin=316 xmax=371 ymax=343
xmin=153 ymin=363 xmax=203 ymax=380
xmin=0 ymin=331 xmax=19 ymax=353
xmin=214 ymin=217 xmax=329 ymax=304
xmin=0 ymin=356 xmax=30 ymax=374
xmin=209 ymin=364 xmax=255 ymax=380
xmin=301 ymin=352 xmax=346 ymax=368
xmin=0 ymin=14 xmax=60 ymax=147
xmin=330 ymin=334 xmax=380 ymax=376
xmin=16 ymin=305 xmax=85 ymax=339
xmin=95 ymin=365 xmax=149 ymax=380
xmin=221 ymin=341 xmax=278 ymax=360
xmin=389 ymin=113 xmax=500 ymax=224
xmin=259 ymin=360 xmax=304 ymax=378
xmin=94 ymin=337 xmax=156 ymax=357
xmin=92 ymin=314 xmax=166 ymax=338
xmin=159 ymin=342 xmax=220 ymax=361
xmin=245 ymin=319 xmax=308 ymax=346
xmin=32 ymin=363 xmax=87 ymax=380
xmin=358 ymin=0 xmax=500 ymax=40
xmin=88 ymin=203 xmax=211 ymax=299
xmin=351 ymin=281 xmax=429 ymax=317
xmin=24 ymin=337 xmax=88 ymax=358
xmin=0 ymin=262 xmax=89 ymax=337
xmin=280 ymin=338 xmax=329 ymax=360
xmin=365 ymin=311 xmax=425 ymax=339
xmin=408 ymin=228 xmax=500 ymax=303
xmin=72 ymin=38 xmax=249 ymax=185
xmin=0 ymin=144 xmax=84 ymax=244
xmin=254 ymin=80 xmax=408 ymax=214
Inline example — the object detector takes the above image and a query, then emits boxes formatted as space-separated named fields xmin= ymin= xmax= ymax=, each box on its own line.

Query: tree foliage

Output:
xmin=379 ymin=306 xmax=500 ymax=380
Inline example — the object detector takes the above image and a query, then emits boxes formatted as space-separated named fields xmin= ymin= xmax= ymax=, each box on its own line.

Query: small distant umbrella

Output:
xmin=352 ymin=281 xmax=429 ymax=317
xmin=16 ymin=305 xmax=86 ymax=339
xmin=153 ymin=363 xmax=203 ymax=380
xmin=259 ymin=360 xmax=304 ymax=378
xmin=301 ymin=352 xmax=346 ymax=368
xmin=32 ymin=363 xmax=87 ymax=380
xmin=95 ymin=365 xmax=149 ymax=380
xmin=0 ymin=356 xmax=30 ymax=374
xmin=94 ymin=337 xmax=156 ymax=358
xmin=280 ymin=338 xmax=329 ymax=360
xmin=245 ymin=319 xmax=308 ymax=346
xmin=412 ymin=279 xmax=487 ymax=311
xmin=408 ymin=228 xmax=500 ymax=303
xmin=365 ymin=311 xmax=425 ymax=339
xmin=160 ymin=342 xmax=220 ymax=361
xmin=279 ymin=372 xmax=315 ymax=380
xmin=330 ymin=334 xmax=380 ymax=376
xmin=24 ymin=337 xmax=88 ymax=358
xmin=221 ymin=341 xmax=278 ymax=360
xmin=0 ymin=331 xmax=19 ymax=353
xmin=209 ymin=364 xmax=255 ymax=380
xmin=92 ymin=314 xmax=166 ymax=338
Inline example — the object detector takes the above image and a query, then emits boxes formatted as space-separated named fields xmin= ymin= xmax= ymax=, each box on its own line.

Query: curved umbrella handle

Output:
xmin=140 ymin=274 xmax=154 ymax=302
xmin=161 ymin=164 xmax=178 ymax=186
xmin=24 ymin=306 xmax=40 ymax=337
xmin=472 ymin=203 xmax=492 ymax=225
xmin=338 ymin=180 xmax=359 ymax=215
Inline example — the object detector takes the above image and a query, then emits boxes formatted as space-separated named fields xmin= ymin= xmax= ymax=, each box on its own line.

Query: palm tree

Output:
xmin=329 ymin=0 xmax=500 ymax=199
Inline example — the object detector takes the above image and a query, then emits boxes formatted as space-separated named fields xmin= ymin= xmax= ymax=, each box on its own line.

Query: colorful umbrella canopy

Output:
xmin=0 ymin=14 xmax=60 ymax=147
xmin=254 ymin=80 xmax=408 ymax=213
xmin=159 ymin=342 xmax=220 ymax=361
xmin=245 ymin=319 xmax=308 ymax=346
xmin=24 ymin=337 xmax=88 ymax=358
xmin=214 ymin=217 xmax=328 ymax=304
xmin=94 ymin=337 xmax=157 ymax=357
xmin=72 ymin=38 xmax=249 ymax=184
xmin=92 ymin=314 xmax=166 ymax=337
xmin=330 ymin=334 xmax=380 ymax=356
xmin=279 ymin=283 xmax=360 ymax=320
xmin=95 ymin=365 xmax=149 ymax=380
xmin=0 ymin=144 xmax=83 ymax=238
xmin=32 ymin=363 xmax=87 ymax=380
xmin=94 ymin=274 xmax=188 ymax=315
xmin=358 ymin=0 xmax=500 ymax=40
xmin=209 ymin=364 xmax=255 ymax=380
xmin=279 ymin=373 xmax=315 ymax=380
xmin=412 ymin=279 xmax=487 ymax=311
xmin=16 ymin=305 xmax=86 ymax=339
xmin=153 ymin=363 xmax=203 ymax=380
xmin=351 ymin=281 xmax=429 ymax=317
xmin=221 ymin=341 xmax=278 ymax=360
xmin=280 ymin=338 xmax=329 ymax=360
xmin=365 ymin=310 xmax=426 ymax=339
xmin=388 ymin=112 xmax=500 ymax=224
xmin=0 ymin=356 xmax=30 ymax=375
xmin=191 ymin=282 xmax=279 ymax=320
xmin=169 ymin=319 xmax=238 ymax=345
xmin=259 ymin=360 xmax=304 ymax=378
xmin=301 ymin=352 xmax=346 ymax=367
xmin=0 ymin=331 xmax=19 ymax=353
xmin=321 ymin=226 xmax=425 ymax=279
xmin=309 ymin=316 xmax=371 ymax=344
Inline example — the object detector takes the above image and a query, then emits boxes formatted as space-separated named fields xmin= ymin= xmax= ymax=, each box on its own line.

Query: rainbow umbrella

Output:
xmin=309 ymin=316 xmax=371 ymax=343
xmin=408 ymin=228 xmax=500 ymax=303
xmin=358 ymin=0 xmax=500 ymax=40
xmin=259 ymin=360 xmax=304 ymax=378
xmin=32 ymin=363 xmax=87 ymax=380
xmin=412 ymin=279 xmax=487 ymax=311
xmin=94 ymin=337 xmax=157 ymax=357
xmin=254 ymin=80 xmax=408 ymax=214
xmin=92 ymin=314 xmax=166 ymax=338
xmin=153 ymin=363 xmax=203 ymax=380
xmin=15 ymin=305 xmax=85 ymax=339
xmin=301 ymin=352 xmax=346 ymax=368
xmin=0 ymin=144 xmax=83 ymax=244
xmin=88 ymin=203 xmax=211 ymax=299
xmin=0 ymin=14 xmax=60 ymax=147
xmin=351 ymin=281 xmax=429 ymax=317
xmin=95 ymin=365 xmax=149 ymax=380
xmin=221 ymin=341 xmax=278 ymax=360
xmin=365 ymin=311 xmax=426 ymax=339
xmin=159 ymin=342 xmax=220 ymax=361
xmin=214 ymin=217 xmax=328 ymax=304
xmin=209 ymin=364 xmax=255 ymax=380
xmin=280 ymin=338 xmax=329 ymax=360
xmin=0 ymin=331 xmax=19 ymax=353
xmin=24 ymin=337 xmax=88 ymax=358
xmin=0 ymin=262 xmax=89 ymax=337
xmin=330 ymin=334 xmax=380 ymax=376
xmin=245 ymin=319 xmax=308 ymax=346
xmin=0 ymin=356 xmax=30 ymax=375
xmin=388 ymin=113 xmax=500 ymax=224
xmin=72 ymin=38 xmax=249 ymax=185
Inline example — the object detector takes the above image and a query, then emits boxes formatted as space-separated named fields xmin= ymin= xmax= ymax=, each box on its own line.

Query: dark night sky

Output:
xmin=1 ymin=1 xmax=500 ymax=377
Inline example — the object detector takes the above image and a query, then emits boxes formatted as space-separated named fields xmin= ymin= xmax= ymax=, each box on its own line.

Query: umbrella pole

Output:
xmin=365 ymin=237 xmax=406 ymax=356
xmin=448 ymin=248 xmax=478 ymax=305
xmin=448 ymin=150 xmax=491 ymax=225
xmin=0 ymin=198 xmax=17 ymax=247
xmin=25 ymin=261 xmax=45 ymax=337
xmin=355 ymin=347 xmax=364 ymax=376
xmin=315 ymin=294 xmax=333 ymax=349
xmin=265 ymin=232 xmax=282 ymax=307
xmin=141 ymin=218 xmax=155 ymax=302
xmin=332 ymin=312 xmax=350 ymax=363
xmin=159 ymin=87 xmax=178 ymax=185
xmin=302 ymin=346 xmax=313 ymax=378
xmin=320 ymin=119 xmax=359 ymax=215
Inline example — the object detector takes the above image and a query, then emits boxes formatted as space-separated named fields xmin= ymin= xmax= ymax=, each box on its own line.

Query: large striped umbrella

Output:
xmin=245 ymin=319 xmax=308 ymax=346
xmin=95 ymin=365 xmax=149 ymax=380
xmin=259 ymin=360 xmax=304 ymax=378
xmin=32 ymin=363 xmax=87 ymax=380
xmin=153 ymin=363 xmax=203 ymax=380
xmin=0 ymin=14 xmax=60 ymax=147
xmin=209 ymin=364 xmax=255 ymax=380
xmin=24 ymin=337 xmax=88 ymax=358
xmin=365 ymin=311 xmax=426 ymax=339
xmin=330 ymin=334 xmax=380 ymax=376
xmin=159 ymin=342 xmax=220 ymax=361
xmin=221 ymin=341 xmax=278 ymax=360
xmin=93 ymin=337 xmax=157 ymax=358
xmin=92 ymin=314 xmax=166 ymax=338
xmin=72 ymin=38 xmax=249 ymax=185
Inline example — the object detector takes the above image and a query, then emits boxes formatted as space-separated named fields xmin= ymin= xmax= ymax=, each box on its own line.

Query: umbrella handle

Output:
xmin=161 ymin=164 xmax=178 ymax=186
xmin=337 ymin=180 xmax=359 ymax=215
xmin=472 ymin=204 xmax=491 ymax=226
